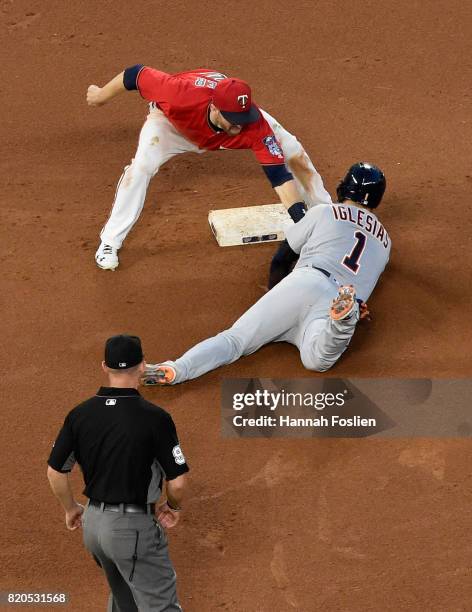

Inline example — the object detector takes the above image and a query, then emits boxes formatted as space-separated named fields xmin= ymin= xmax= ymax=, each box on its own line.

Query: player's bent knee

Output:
xmin=306 ymin=360 xmax=333 ymax=373
xmin=131 ymin=150 xmax=163 ymax=177
xmin=300 ymin=352 xmax=334 ymax=373
xmin=135 ymin=158 xmax=161 ymax=177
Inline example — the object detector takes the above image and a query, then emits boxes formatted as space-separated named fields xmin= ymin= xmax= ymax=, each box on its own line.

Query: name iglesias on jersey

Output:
xmin=331 ymin=204 xmax=390 ymax=249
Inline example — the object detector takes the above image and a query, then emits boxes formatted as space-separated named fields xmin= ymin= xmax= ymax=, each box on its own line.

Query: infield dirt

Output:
xmin=2 ymin=1 xmax=472 ymax=610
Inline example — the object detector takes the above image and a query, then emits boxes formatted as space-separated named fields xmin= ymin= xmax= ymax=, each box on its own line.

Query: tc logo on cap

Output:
xmin=237 ymin=94 xmax=248 ymax=108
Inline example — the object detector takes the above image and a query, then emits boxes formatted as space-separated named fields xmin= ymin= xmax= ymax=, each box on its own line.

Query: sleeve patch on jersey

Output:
xmin=263 ymin=135 xmax=283 ymax=159
xmin=172 ymin=445 xmax=186 ymax=465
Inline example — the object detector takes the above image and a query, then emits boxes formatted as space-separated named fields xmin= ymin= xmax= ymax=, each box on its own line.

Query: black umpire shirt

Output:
xmin=48 ymin=387 xmax=189 ymax=504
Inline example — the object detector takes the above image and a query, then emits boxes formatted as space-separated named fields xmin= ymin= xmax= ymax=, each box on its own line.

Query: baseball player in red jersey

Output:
xmin=87 ymin=66 xmax=332 ymax=270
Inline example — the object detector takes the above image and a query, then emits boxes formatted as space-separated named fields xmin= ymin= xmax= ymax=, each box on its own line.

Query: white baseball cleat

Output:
xmin=95 ymin=243 xmax=119 ymax=271
xmin=330 ymin=285 xmax=357 ymax=321
xmin=141 ymin=363 xmax=176 ymax=386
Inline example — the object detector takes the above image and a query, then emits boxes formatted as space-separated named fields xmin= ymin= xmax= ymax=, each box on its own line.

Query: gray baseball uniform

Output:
xmin=287 ymin=202 xmax=391 ymax=302
xmin=163 ymin=202 xmax=391 ymax=379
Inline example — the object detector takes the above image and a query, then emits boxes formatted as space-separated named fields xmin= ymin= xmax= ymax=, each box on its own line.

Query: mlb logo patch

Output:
xmin=106 ymin=399 xmax=117 ymax=406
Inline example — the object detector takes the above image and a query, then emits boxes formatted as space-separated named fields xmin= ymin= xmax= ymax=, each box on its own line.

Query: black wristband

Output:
xmin=287 ymin=201 xmax=307 ymax=223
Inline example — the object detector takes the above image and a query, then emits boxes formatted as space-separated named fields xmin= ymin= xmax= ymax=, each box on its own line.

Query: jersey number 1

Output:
xmin=343 ymin=231 xmax=367 ymax=273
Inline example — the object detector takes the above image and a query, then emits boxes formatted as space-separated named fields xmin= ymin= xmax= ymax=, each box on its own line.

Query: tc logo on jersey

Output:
xmin=238 ymin=94 xmax=249 ymax=108
xmin=262 ymin=135 xmax=283 ymax=158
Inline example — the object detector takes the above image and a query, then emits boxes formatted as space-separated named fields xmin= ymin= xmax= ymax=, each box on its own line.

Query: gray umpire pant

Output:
xmin=82 ymin=502 xmax=182 ymax=611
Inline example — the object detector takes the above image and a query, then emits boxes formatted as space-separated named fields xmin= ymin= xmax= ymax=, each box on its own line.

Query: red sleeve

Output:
xmin=250 ymin=117 xmax=286 ymax=165
xmin=136 ymin=67 xmax=173 ymax=103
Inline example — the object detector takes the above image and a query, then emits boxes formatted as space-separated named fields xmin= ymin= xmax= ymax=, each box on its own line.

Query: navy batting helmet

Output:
xmin=336 ymin=162 xmax=386 ymax=209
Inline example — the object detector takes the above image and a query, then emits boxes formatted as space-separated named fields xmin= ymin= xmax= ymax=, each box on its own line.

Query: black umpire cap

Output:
xmin=105 ymin=335 xmax=143 ymax=369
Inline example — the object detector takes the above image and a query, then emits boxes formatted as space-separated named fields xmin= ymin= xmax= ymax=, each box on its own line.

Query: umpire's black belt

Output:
xmin=89 ymin=499 xmax=155 ymax=514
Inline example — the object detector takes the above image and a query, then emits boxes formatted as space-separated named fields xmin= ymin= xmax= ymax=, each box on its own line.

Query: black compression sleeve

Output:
xmin=123 ymin=64 xmax=144 ymax=90
xmin=287 ymin=201 xmax=307 ymax=222
xmin=268 ymin=240 xmax=299 ymax=289
xmin=262 ymin=163 xmax=294 ymax=188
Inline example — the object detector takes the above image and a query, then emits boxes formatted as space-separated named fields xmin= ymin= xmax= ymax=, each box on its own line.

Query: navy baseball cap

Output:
xmin=105 ymin=335 xmax=143 ymax=369
xmin=212 ymin=78 xmax=260 ymax=125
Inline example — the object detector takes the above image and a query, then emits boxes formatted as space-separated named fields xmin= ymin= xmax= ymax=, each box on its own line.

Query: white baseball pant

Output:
xmin=166 ymin=267 xmax=360 ymax=381
xmin=99 ymin=105 xmax=332 ymax=249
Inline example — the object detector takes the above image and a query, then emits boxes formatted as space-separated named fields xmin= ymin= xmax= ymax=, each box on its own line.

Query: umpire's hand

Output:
xmin=66 ymin=503 xmax=85 ymax=530
xmin=158 ymin=502 xmax=180 ymax=528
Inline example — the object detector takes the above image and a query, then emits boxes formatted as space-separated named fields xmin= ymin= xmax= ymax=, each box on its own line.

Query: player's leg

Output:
xmin=96 ymin=105 xmax=201 ymax=269
xmin=299 ymin=287 xmax=360 ymax=372
xmin=260 ymin=109 xmax=332 ymax=208
xmin=157 ymin=268 xmax=328 ymax=383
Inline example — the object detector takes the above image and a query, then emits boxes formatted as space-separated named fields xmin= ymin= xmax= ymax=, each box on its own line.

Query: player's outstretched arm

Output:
xmin=261 ymin=164 xmax=307 ymax=222
xmin=86 ymin=71 xmax=125 ymax=107
xmin=274 ymin=177 xmax=304 ymax=209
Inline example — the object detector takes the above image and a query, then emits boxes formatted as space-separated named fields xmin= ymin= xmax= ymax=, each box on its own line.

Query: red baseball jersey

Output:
xmin=136 ymin=67 xmax=285 ymax=165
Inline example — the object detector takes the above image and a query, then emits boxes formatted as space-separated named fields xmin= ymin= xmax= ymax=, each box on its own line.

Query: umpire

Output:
xmin=47 ymin=334 xmax=189 ymax=611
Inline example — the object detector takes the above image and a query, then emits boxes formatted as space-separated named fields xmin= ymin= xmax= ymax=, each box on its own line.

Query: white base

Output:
xmin=208 ymin=203 xmax=294 ymax=247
